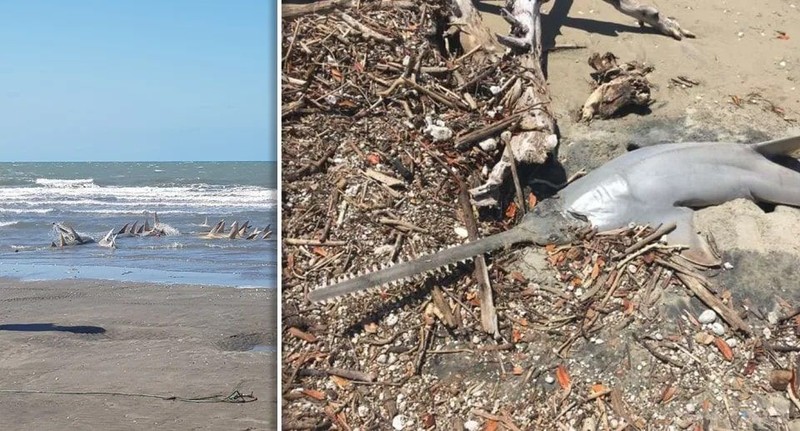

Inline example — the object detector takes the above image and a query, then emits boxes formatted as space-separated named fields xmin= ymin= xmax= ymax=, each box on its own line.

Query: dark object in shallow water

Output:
xmin=51 ymin=223 xmax=95 ymax=247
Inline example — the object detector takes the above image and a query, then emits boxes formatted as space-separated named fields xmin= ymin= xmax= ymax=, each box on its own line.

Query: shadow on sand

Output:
xmin=0 ymin=323 xmax=106 ymax=334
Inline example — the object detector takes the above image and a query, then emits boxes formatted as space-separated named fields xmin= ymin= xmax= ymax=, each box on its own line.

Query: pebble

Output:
xmin=654 ymin=333 xmax=664 ymax=341
xmin=454 ymin=226 xmax=469 ymax=238
xmin=768 ymin=406 xmax=780 ymax=417
xmin=726 ymin=338 xmax=739 ymax=348
xmin=392 ymin=415 xmax=408 ymax=430
xmin=710 ymin=322 xmax=726 ymax=336
xmin=737 ymin=31 xmax=744 ymax=38
xmin=698 ymin=309 xmax=717 ymax=324
xmin=780 ymin=61 xmax=787 ymax=68
xmin=767 ymin=311 xmax=780 ymax=325
xmin=479 ymin=138 xmax=497 ymax=152
xmin=545 ymin=375 xmax=555 ymax=384
xmin=377 ymin=354 xmax=388 ymax=364
xmin=764 ymin=327 xmax=773 ymax=339
xmin=723 ymin=262 xmax=734 ymax=270
xmin=385 ymin=314 xmax=399 ymax=327
xmin=464 ymin=420 xmax=480 ymax=431
xmin=358 ymin=405 xmax=370 ymax=418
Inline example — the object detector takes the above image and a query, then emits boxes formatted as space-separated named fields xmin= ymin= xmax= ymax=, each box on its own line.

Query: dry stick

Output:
xmin=431 ymin=286 xmax=458 ymax=328
xmin=401 ymin=78 xmax=470 ymax=110
xmin=340 ymin=13 xmax=394 ymax=44
xmin=504 ymin=137 xmax=526 ymax=213
xmin=456 ymin=176 xmax=499 ymax=337
xmin=674 ymin=272 xmax=753 ymax=335
xmin=298 ymin=367 xmax=376 ymax=382
xmin=319 ymin=180 xmax=345 ymax=242
xmin=632 ymin=334 xmax=685 ymax=368
xmin=455 ymin=114 xmax=522 ymax=150
xmin=554 ymin=388 xmax=614 ymax=421
xmin=378 ymin=217 xmax=427 ymax=233
xmin=282 ymin=0 xmax=353 ymax=19
xmin=285 ymin=238 xmax=346 ymax=247
xmin=621 ymin=222 xmax=676 ymax=255
xmin=284 ymin=145 xmax=338 ymax=181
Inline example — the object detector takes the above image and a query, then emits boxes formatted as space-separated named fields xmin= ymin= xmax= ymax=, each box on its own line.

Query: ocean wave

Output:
xmin=0 ymin=208 xmax=54 ymax=214
xmin=0 ymin=220 xmax=19 ymax=227
xmin=35 ymin=178 xmax=97 ymax=188
xmin=0 ymin=186 xmax=276 ymax=211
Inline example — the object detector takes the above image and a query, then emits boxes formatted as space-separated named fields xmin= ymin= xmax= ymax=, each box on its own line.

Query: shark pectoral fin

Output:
xmin=663 ymin=210 xmax=721 ymax=267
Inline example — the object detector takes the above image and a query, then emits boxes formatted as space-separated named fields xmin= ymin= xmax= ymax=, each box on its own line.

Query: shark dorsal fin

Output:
xmin=228 ymin=221 xmax=239 ymax=239
xmin=750 ymin=134 xmax=800 ymax=157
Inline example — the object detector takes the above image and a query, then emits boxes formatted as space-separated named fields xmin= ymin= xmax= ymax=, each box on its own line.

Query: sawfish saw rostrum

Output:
xmin=308 ymin=135 xmax=800 ymax=303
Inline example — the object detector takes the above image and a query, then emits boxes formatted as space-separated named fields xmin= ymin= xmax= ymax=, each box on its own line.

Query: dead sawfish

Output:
xmin=307 ymin=134 xmax=800 ymax=303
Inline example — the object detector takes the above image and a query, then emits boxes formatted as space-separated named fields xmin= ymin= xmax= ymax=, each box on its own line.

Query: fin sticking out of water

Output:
xmin=153 ymin=212 xmax=160 ymax=226
xmin=136 ymin=223 xmax=145 ymax=235
xmin=200 ymin=216 xmax=210 ymax=227
xmin=99 ymin=229 xmax=117 ymax=249
xmin=144 ymin=218 xmax=150 ymax=232
xmin=228 ymin=221 xmax=240 ymax=239
xmin=750 ymin=134 xmax=800 ymax=157
xmin=238 ymin=221 xmax=249 ymax=237
xmin=117 ymin=223 xmax=130 ymax=235
xmin=128 ymin=221 xmax=139 ymax=236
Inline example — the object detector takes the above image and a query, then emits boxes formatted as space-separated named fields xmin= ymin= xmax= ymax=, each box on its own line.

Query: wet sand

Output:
xmin=0 ymin=279 xmax=276 ymax=430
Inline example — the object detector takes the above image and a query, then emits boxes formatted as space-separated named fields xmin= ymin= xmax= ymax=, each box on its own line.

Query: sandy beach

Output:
xmin=0 ymin=279 xmax=276 ymax=430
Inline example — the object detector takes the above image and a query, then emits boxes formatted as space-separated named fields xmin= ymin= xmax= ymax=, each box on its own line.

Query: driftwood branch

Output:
xmin=602 ymin=0 xmax=695 ymax=40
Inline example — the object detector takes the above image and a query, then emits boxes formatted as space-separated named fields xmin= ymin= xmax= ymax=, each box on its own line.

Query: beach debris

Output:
xmin=579 ymin=52 xmax=654 ymax=122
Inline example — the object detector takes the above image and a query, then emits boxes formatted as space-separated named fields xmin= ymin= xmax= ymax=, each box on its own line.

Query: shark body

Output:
xmin=308 ymin=135 xmax=800 ymax=303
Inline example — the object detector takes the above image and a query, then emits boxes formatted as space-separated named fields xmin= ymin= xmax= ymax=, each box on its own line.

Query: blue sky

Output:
xmin=0 ymin=1 xmax=277 ymax=162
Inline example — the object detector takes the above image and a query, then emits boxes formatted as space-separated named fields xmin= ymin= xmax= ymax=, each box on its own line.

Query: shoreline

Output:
xmin=0 ymin=278 xmax=277 ymax=429
xmin=0 ymin=263 xmax=276 ymax=289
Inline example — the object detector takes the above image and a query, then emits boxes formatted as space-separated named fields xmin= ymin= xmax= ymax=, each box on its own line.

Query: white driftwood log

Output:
xmin=453 ymin=0 xmax=557 ymax=207
xmin=602 ymin=0 xmax=695 ymax=40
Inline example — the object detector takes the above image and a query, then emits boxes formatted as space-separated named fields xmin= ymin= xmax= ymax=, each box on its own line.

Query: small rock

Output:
xmin=725 ymin=338 xmax=738 ymax=348
xmin=698 ymin=309 xmax=717 ymax=324
xmin=767 ymin=311 xmax=780 ymax=325
xmin=710 ymin=322 xmax=726 ymax=336
xmin=685 ymin=403 xmax=697 ymax=414
xmin=694 ymin=332 xmax=715 ymax=345
xmin=464 ymin=420 xmax=480 ymax=431
xmin=358 ymin=405 xmax=370 ymax=418
xmin=489 ymin=85 xmax=502 ymax=95
xmin=386 ymin=314 xmax=399 ymax=327
xmin=737 ymin=31 xmax=744 ymax=38
xmin=654 ymin=333 xmax=664 ymax=341
xmin=377 ymin=354 xmax=388 ymax=364
xmin=545 ymin=375 xmax=555 ymax=384
xmin=454 ymin=226 xmax=469 ymax=238
xmin=723 ymin=262 xmax=734 ymax=270
xmin=392 ymin=414 xmax=408 ymax=430
xmin=478 ymin=138 xmax=497 ymax=152
xmin=768 ymin=406 xmax=780 ymax=417
xmin=780 ymin=61 xmax=787 ymax=68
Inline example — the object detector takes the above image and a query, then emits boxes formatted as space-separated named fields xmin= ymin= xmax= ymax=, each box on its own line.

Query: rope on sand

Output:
xmin=0 ymin=389 xmax=257 ymax=403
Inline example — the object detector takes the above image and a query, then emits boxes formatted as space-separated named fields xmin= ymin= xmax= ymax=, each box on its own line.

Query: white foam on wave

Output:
xmin=0 ymin=208 xmax=54 ymax=214
xmin=0 ymin=185 xmax=275 ymax=212
xmin=35 ymin=178 xmax=97 ymax=188
xmin=0 ymin=220 xmax=19 ymax=227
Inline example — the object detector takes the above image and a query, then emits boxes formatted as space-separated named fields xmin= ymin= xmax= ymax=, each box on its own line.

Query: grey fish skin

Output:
xmin=307 ymin=135 xmax=800 ymax=302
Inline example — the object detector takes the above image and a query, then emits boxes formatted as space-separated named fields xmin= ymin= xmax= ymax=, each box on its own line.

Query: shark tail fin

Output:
xmin=103 ymin=229 xmax=114 ymax=242
xmin=118 ymin=223 xmax=129 ymax=235
xmin=750 ymin=134 xmax=800 ymax=157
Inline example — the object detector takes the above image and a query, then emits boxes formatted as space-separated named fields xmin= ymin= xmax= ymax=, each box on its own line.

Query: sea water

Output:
xmin=0 ymin=162 xmax=277 ymax=287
